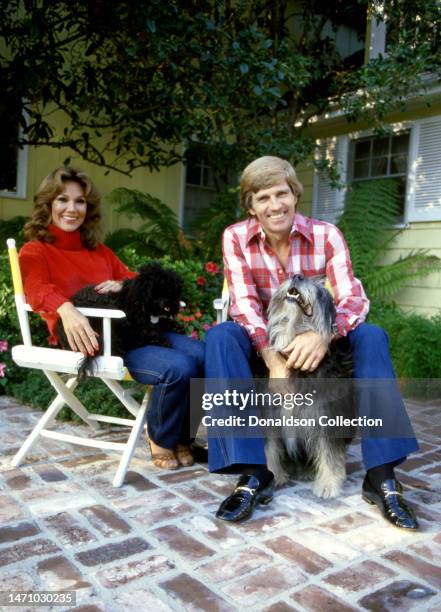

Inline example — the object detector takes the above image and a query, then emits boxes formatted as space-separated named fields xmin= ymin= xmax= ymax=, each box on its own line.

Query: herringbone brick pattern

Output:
xmin=0 ymin=395 xmax=440 ymax=611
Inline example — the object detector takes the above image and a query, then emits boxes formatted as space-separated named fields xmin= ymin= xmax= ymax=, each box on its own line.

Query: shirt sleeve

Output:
xmin=19 ymin=242 xmax=70 ymax=313
xmin=100 ymin=245 xmax=137 ymax=281
xmin=325 ymin=225 xmax=370 ymax=336
xmin=223 ymin=227 xmax=269 ymax=351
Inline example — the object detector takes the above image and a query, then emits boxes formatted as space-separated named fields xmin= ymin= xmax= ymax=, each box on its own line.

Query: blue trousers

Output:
xmin=205 ymin=322 xmax=419 ymax=472
xmin=124 ymin=333 xmax=205 ymax=449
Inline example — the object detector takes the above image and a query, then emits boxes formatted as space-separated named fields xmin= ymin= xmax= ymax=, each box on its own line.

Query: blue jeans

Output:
xmin=205 ymin=321 xmax=419 ymax=472
xmin=124 ymin=333 xmax=205 ymax=449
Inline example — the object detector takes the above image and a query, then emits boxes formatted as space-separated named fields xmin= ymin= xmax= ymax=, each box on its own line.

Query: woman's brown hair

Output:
xmin=24 ymin=166 xmax=103 ymax=249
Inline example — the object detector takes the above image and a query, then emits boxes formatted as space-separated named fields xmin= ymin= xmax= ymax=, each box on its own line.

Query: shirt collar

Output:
xmin=245 ymin=212 xmax=314 ymax=245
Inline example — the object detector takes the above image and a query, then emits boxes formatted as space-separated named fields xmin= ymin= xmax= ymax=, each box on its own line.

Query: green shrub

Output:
xmin=114 ymin=248 xmax=220 ymax=339
xmin=369 ymin=302 xmax=441 ymax=398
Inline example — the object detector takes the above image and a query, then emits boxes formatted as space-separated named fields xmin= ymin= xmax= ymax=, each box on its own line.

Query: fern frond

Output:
xmin=105 ymin=188 xmax=192 ymax=259
xmin=336 ymin=179 xmax=441 ymax=300
xmin=191 ymin=188 xmax=242 ymax=260
xmin=364 ymin=252 xmax=441 ymax=299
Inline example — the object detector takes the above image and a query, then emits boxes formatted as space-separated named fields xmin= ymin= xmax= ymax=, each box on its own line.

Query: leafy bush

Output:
xmin=114 ymin=248 xmax=220 ymax=338
xmin=105 ymin=186 xmax=243 ymax=263
xmin=190 ymin=188 xmax=242 ymax=261
xmin=105 ymin=189 xmax=193 ymax=260
xmin=369 ymin=302 xmax=441 ymax=398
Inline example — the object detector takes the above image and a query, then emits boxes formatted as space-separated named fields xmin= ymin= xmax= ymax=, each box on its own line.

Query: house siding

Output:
xmin=0 ymin=112 xmax=183 ymax=233
xmin=305 ymin=102 xmax=441 ymax=317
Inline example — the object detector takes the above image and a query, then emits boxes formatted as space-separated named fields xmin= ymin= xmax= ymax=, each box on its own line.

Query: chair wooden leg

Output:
xmin=45 ymin=371 xmax=101 ymax=431
xmin=112 ymin=389 xmax=150 ymax=487
xmin=101 ymin=378 xmax=143 ymax=418
xmin=10 ymin=377 xmax=77 ymax=467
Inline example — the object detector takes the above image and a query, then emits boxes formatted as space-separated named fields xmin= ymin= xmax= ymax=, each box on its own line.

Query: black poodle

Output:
xmin=57 ymin=262 xmax=183 ymax=373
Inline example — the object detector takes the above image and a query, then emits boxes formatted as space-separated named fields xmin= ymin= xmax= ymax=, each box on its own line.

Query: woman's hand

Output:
xmin=95 ymin=280 xmax=123 ymax=294
xmin=283 ymin=331 xmax=328 ymax=372
xmin=57 ymin=302 xmax=99 ymax=355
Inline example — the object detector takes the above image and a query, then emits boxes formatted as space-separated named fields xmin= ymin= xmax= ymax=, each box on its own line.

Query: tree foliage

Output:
xmin=1 ymin=0 xmax=439 ymax=177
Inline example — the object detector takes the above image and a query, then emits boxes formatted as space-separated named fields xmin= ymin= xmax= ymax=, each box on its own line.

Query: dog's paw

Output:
xmin=312 ymin=475 xmax=343 ymax=498
xmin=274 ymin=472 xmax=290 ymax=487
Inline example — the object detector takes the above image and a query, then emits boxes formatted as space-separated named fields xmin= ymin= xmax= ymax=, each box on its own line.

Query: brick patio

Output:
xmin=0 ymin=394 xmax=440 ymax=611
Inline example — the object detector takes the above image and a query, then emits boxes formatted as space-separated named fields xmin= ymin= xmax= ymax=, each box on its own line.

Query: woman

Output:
xmin=20 ymin=166 xmax=204 ymax=470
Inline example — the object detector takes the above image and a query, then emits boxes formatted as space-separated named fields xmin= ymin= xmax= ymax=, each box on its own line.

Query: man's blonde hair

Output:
xmin=240 ymin=156 xmax=303 ymax=211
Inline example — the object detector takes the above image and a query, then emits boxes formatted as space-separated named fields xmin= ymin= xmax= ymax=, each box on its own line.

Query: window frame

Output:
xmin=0 ymin=120 xmax=28 ymax=200
xmin=347 ymin=124 xmax=414 ymax=227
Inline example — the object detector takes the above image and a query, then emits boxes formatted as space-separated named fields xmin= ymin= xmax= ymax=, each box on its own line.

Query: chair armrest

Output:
xmin=23 ymin=303 xmax=125 ymax=356
xmin=23 ymin=304 xmax=126 ymax=319
xmin=76 ymin=307 xmax=126 ymax=319
xmin=213 ymin=297 xmax=228 ymax=310
xmin=213 ymin=277 xmax=230 ymax=324
xmin=213 ymin=296 xmax=229 ymax=324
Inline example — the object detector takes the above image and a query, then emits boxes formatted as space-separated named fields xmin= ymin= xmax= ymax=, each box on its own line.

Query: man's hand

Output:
xmin=283 ymin=331 xmax=328 ymax=372
xmin=57 ymin=302 xmax=100 ymax=356
xmin=95 ymin=280 xmax=123 ymax=294
xmin=260 ymin=347 xmax=290 ymax=378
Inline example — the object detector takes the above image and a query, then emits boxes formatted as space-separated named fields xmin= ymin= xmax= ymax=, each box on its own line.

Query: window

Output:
xmin=313 ymin=119 xmax=441 ymax=224
xmin=182 ymin=148 xmax=229 ymax=234
xmin=349 ymin=131 xmax=410 ymax=220
xmin=0 ymin=113 xmax=27 ymax=198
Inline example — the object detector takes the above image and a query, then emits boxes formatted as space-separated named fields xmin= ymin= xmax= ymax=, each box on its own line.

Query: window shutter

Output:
xmin=407 ymin=118 xmax=441 ymax=222
xmin=312 ymin=136 xmax=348 ymax=223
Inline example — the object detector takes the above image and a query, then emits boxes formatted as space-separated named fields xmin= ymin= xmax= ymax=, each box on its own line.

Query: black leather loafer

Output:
xmin=190 ymin=441 xmax=208 ymax=463
xmin=215 ymin=474 xmax=274 ymax=522
xmin=362 ymin=475 xmax=419 ymax=530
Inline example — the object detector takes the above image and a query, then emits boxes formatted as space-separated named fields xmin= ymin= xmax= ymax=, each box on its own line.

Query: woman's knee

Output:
xmin=164 ymin=353 xmax=200 ymax=383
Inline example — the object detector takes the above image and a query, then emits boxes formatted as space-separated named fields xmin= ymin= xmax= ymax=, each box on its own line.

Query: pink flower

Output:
xmin=196 ymin=276 xmax=206 ymax=287
xmin=205 ymin=262 xmax=220 ymax=274
xmin=203 ymin=323 xmax=211 ymax=331
xmin=191 ymin=330 xmax=199 ymax=339
xmin=0 ymin=363 xmax=6 ymax=378
xmin=0 ymin=340 xmax=8 ymax=352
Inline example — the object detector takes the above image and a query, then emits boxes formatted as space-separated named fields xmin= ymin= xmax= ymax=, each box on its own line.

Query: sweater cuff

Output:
xmin=42 ymin=293 xmax=71 ymax=313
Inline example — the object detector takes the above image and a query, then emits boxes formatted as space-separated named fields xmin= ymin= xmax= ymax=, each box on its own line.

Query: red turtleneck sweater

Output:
xmin=19 ymin=224 xmax=136 ymax=344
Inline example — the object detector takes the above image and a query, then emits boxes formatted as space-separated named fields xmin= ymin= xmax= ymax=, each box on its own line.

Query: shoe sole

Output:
xmin=362 ymin=492 xmax=419 ymax=530
xmin=259 ymin=493 xmax=273 ymax=505
xmin=362 ymin=493 xmax=376 ymax=506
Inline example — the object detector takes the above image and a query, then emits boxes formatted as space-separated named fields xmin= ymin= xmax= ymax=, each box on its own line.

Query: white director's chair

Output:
xmin=213 ymin=277 xmax=230 ymax=324
xmin=6 ymin=238 xmax=150 ymax=487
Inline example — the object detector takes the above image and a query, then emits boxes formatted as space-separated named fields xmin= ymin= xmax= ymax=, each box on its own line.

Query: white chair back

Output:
xmin=7 ymin=238 xmax=32 ymax=346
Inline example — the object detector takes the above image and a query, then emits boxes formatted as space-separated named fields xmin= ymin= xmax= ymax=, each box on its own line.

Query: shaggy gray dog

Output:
xmin=266 ymin=274 xmax=354 ymax=498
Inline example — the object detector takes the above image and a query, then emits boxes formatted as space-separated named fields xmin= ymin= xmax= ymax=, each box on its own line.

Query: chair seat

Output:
xmin=12 ymin=345 xmax=126 ymax=380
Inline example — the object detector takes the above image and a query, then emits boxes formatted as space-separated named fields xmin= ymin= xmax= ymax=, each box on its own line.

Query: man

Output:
xmin=205 ymin=156 xmax=419 ymax=528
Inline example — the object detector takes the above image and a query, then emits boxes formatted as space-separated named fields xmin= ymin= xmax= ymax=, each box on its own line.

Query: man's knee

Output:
xmin=206 ymin=321 xmax=247 ymax=346
xmin=350 ymin=323 xmax=389 ymax=347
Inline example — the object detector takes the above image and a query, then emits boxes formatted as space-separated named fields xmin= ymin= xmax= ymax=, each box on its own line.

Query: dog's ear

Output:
xmin=317 ymin=284 xmax=337 ymax=325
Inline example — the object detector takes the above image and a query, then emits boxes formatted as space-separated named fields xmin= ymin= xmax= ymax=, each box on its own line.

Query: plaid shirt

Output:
xmin=223 ymin=212 xmax=370 ymax=351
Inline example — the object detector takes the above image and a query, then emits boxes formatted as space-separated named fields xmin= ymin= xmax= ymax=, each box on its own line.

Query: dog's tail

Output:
xmin=75 ymin=355 xmax=98 ymax=381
